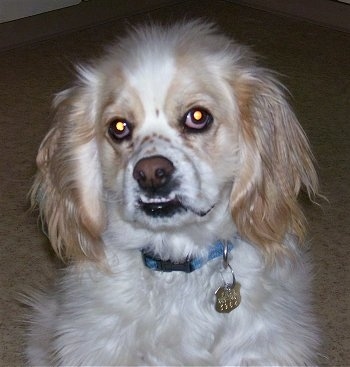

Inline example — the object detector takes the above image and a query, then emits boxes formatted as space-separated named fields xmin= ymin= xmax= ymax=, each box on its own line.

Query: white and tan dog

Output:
xmin=27 ymin=21 xmax=320 ymax=365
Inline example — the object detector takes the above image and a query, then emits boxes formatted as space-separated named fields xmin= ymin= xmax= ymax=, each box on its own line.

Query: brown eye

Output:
xmin=183 ymin=107 xmax=213 ymax=131
xmin=108 ymin=118 xmax=132 ymax=141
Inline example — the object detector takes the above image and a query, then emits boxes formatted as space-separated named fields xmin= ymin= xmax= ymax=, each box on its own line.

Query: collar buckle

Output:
xmin=159 ymin=259 xmax=194 ymax=273
xmin=142 ymin=251 xmax=195 ymax=273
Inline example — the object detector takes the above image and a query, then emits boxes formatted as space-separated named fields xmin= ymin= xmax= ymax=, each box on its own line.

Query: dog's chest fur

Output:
xmin=40 ymin=238 xmax=314 ymax=366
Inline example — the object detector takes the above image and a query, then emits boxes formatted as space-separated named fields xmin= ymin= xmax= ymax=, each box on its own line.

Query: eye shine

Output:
xmin=108 ymin=118 xmax=132 ymax=141
xmin=183 ymin=107 xmax=213 ymax=131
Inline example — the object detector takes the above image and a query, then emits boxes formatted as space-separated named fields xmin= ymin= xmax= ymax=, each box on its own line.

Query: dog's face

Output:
xmin=32 ymin=21 xmax=318 ymax=262
xmin=99 ymin=48 xmax=240 ymax=230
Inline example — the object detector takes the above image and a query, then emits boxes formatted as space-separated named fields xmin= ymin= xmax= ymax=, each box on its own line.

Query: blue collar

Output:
xmin=142 ymin=240 xmax=234 ymax=273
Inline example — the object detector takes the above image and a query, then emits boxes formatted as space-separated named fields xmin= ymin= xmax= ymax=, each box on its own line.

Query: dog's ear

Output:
xmin=230 ymin=70 xmax=318 ymax=260
xmin=31 ymin=69 xmax=106 ymax=263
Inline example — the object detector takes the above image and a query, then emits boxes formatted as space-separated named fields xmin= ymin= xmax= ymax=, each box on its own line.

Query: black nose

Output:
xmin=133 ymin=155 xmax=175 ymax=191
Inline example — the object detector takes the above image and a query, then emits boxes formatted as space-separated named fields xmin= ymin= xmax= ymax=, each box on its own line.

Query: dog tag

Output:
xmin=215 ymin=283 xmax=241 ymax=313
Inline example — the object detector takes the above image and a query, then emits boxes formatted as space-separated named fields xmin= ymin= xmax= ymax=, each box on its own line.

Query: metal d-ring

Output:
xmin=221 ymin=242 xmax=236 ymax=287
xmin=223 ymin=242 xmax=229 ymax=269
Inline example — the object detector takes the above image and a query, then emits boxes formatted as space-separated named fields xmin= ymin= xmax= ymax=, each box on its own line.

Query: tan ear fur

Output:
xmin=31 ymin=84 xmax=106 ymax=263
xmin=230 ymin=71 xmax=318 ymax=260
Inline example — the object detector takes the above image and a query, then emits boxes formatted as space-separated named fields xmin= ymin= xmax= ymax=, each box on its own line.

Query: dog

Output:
xmin=26 ymin=20 xmax=320 ymax=366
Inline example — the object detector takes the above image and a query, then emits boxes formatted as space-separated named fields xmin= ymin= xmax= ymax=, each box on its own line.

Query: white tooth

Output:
xmin=139 ymin=194 xmax=176 ymax=204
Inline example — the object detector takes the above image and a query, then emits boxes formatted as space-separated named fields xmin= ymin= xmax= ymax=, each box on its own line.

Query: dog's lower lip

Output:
xmin=194 ymin=204 xmax=215 ymax=217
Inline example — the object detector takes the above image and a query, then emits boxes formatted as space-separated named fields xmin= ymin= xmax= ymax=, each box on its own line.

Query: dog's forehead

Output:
xmin=124 ymin=53 xmax=176 ymax=128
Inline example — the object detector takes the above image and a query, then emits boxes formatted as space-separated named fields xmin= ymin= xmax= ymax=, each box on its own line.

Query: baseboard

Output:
xmin=227 ymin=0 xmax=350 ymax=33
xmin=0 ymin=0 xmax=182 ymax=51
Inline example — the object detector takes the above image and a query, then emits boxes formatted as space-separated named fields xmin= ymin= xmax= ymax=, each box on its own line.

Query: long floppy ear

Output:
xmin=31 ymin=68 xmax=106 ymax=262
xmin=230 ymin=70 xmax=318 ymax=260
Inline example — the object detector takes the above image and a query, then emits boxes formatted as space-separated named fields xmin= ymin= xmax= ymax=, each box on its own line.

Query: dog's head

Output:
xmin=32 ymin=21 xmax=318 ymax=263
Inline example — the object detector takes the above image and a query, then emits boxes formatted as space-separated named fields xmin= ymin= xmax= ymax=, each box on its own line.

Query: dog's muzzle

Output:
xmin=133 ymin=155 xmax=185 ymax=217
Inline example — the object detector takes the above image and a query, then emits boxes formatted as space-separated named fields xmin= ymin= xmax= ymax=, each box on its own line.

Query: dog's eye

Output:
xmin=182 ymin=108 xmax=213 ymax=131
xmin=108 ymin=118 xmax=132 ymax=141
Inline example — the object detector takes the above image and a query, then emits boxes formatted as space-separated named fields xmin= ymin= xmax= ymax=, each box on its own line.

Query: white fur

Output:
xmin=27 ymin=21 xmax=320 ymax=366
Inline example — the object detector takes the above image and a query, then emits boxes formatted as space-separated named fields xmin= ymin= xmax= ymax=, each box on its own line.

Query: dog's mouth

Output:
xmin=138 ymin=195 xmax=186 ymax=218
xmin=138 ymin=195 xmax=214 ymax=218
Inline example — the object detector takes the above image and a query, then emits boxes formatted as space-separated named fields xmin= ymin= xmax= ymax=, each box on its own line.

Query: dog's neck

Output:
xmin=141 ymin=240 xmax=235 ymax=273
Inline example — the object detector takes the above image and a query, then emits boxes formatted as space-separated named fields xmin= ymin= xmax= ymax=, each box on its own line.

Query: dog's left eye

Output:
xmin=108 ymin=118 xmax=132 ymax=141
xmin=182 ymin=108 xmax=213 ymax=131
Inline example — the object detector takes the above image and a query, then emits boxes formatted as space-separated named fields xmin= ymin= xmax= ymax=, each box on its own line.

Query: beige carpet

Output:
xmin=0 ymin=1 xmax=349 ymax=365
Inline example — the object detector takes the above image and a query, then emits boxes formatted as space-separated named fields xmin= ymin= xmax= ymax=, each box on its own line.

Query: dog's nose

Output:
xmin=133 ymin=155 xmax=175 ymax=191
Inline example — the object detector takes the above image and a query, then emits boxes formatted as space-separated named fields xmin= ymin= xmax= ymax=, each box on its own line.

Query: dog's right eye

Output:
xmin=108 ymin=118 xmax=132 ymax=141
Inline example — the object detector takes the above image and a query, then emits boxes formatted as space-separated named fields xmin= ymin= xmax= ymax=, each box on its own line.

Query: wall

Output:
xmin=229 ymin=0 xmax=350 ymax=33
xmin=0 ymin=0 xmax=181 ymax=51
xmin=0 ymin=0 xmax=80 ymax=23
